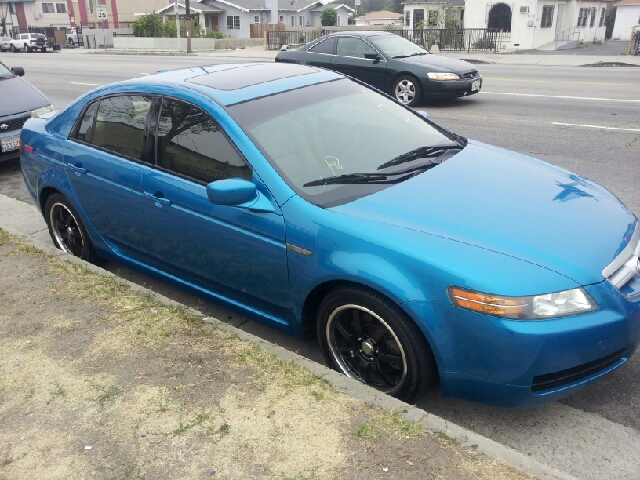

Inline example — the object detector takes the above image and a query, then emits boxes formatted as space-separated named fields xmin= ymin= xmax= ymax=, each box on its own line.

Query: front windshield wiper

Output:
xmin=302 ymin=162 xmax=444 ymax=188
xmin=377 ymin=145 xmax=462 ymax=170
xmin=392 ymin=52 xmax=427 ymax=59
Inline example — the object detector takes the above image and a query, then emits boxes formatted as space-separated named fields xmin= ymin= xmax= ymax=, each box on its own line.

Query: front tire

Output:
xmin=45 ymin=193 xmax=99 ymax=263
xmin=317 ymin=285 xmax=435 ymax=402
xmin=392 ymin=75 xmax=422 ymax=107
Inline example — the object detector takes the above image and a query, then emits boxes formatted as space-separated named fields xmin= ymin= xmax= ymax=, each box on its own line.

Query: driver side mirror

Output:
xmin=206 ymin=178 xmax=275 ymax=213
xmin=364 ymin=52 xmax=381 ymax=62
xmin=11 ymin=67 xmax=25 ymax=77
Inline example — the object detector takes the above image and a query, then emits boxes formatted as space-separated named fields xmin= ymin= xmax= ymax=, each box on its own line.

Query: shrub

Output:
xmin=473 ymin=36 xmax=496 ymax=50
xmin=204 ymin=29 xmax=224 ymax=39
xmin=321 ymin=8 xmax=337 ymax=26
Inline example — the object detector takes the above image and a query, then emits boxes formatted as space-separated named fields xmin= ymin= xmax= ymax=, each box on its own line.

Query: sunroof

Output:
xmin=186 ymin=63 xmax=318 ymax=91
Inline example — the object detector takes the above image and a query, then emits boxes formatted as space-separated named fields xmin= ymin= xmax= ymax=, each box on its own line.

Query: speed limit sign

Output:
xmin=96 ymin=4 xmax=107 ymax=20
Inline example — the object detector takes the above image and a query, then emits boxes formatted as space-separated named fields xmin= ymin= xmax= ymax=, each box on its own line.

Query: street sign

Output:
xmin=96 ymin=5 xmax=107 ymax=20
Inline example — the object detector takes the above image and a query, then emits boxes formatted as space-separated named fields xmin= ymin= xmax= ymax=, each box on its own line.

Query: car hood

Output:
xmin=397 ymin=54 xmax=476 ymax=73
xmin=331 ymin=141 xmax=636 ymax=286
xmin=0 ymin=75 xmax=50 ymax=117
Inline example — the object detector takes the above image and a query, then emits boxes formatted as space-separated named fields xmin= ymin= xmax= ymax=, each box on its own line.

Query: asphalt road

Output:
xmin=1 ymin=51 xmax=640 ymax=479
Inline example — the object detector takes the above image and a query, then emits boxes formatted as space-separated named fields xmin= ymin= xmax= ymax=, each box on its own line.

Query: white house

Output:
xmin=463 ymin=0 xmax=610 ymax=50
xmin=355 ymin=9 xmax=403 ymax=26
xmin=402 ymin=0 xmax=465 ymax=29
xmin=156 ymin=0 xmax=353 ymax=38
xmin=612 ymin=0 xmax=640 ymax=40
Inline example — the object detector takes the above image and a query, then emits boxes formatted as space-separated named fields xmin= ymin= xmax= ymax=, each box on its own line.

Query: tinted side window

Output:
xmin=308 ymin=36 xmax=336 ymax=54
xmin=92 ymin=95 xmax=152 ymax=160
xmin=75 ymin=101 xmax=98 ymax=142
xmin=336 ymin=37 xmax=376 ymax=58
xmin=156 ymin=99 xmax=251 ymax=184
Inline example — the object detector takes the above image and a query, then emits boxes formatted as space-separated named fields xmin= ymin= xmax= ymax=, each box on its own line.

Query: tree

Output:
xmin=321 ymin=8 xmax=337 ymax=26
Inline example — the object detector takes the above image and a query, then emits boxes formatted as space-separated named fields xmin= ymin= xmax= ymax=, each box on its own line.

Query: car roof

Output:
xmin=325 ymin=31 xmax=396 ymax=39
xmin=122 ymin=63 xmax=343 ymax=106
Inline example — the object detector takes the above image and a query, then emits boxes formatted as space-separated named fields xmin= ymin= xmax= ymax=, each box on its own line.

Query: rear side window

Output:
xmin=75 ymin=101 xmax=98 ymax=142
xmin=308 ymin=36 xmax=336 ymax=54
xmin=92 ymin=95 xmax=152 ymax=160
xmin=156 ymin=98 xmax=251 ymax=184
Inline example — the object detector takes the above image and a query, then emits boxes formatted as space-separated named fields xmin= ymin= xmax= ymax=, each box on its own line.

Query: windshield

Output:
xmin=369 ymin=35 xmax=428 ymax=58
xmin=0 ymin=61 xmax=13 ymax=79
xmin=228 ymin=79 xmax=460 ymax=207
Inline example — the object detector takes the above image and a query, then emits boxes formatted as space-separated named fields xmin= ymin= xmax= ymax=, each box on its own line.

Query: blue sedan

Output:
xmin=20 ymin=63 xmax=640 ymax=407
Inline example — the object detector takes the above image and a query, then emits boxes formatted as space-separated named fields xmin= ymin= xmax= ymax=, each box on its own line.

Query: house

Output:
xmin=611 ymin=0 xmax=640 ymax=40
xmin=155 ymin=0 xmax=354 ymax=38
xmin=463 ymin=0 xmax=610 ymax=50
xmin=355 ymin=9 xmax=403 ymax=26
xmin=402 ymin=0 xmax=464 ymax=29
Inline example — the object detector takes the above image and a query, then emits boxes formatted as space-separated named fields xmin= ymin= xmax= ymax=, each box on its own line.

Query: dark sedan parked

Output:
xmin=275 ymin=31 xmax=481 ymax=106
xmin=0 ymin=60 xmax=52 ymax=162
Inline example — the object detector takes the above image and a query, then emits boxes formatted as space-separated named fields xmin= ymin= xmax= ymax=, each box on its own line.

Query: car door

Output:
xmin=140 ymin=96 xmax=290 ymax=321
xmin=330 ymin=36 xmax=389 ymax=91
xmin=303 ymin=36 xmax=336 ymax=68
xmin=63 ymin=94 xmax=151 ymax=257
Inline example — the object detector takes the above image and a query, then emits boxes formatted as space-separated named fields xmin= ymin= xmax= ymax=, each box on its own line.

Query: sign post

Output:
xmin=96 ymin=4 xmax=107 ymax=51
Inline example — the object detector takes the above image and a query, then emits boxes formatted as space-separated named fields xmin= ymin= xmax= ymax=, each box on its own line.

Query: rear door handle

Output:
xmin=144 ymin=191 xmax=171 ymax=206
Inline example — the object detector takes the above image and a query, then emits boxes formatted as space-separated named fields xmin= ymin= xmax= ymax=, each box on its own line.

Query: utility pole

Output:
xmin=186 ymin=0 xmax=191 ymax=53
xmin=175 ymin=1 xmax=181 ymax=52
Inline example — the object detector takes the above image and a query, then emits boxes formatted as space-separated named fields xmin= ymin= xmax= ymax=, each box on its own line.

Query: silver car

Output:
xmin=0 ymin=37 xmax=12 ymax=52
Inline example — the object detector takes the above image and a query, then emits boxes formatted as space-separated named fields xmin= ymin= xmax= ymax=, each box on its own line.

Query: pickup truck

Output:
xmin=10 ymin=33 xmax=50 ymax=53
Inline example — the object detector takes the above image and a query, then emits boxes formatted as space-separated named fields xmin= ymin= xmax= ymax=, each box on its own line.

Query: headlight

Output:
xmin=448 ymin=286 xmax=598 ymax=320
xmin=427 ymin=72 xmax=460 ymax=81
xmin=31 ymin=105 xmax=54 ymax=118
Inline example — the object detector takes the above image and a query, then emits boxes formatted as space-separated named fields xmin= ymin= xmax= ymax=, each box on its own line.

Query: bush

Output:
xmin=133 ymin=13 xmax=164 ymax=37
xmin=321 ymin=8 xmax=337 ymax=26
xmin=204 ymin=29 xmax=224 ymax=39
xmin=473 ymin=36 xmax=496 ymax=50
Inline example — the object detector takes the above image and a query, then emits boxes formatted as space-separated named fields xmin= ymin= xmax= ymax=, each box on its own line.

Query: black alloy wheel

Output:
xmin=392 ymin=75 xmax=422 ymax=107
xmin=45 ymin=193 xmax=99 ymax=263
xmin=317 ymin=285 xmax=435 ymax=402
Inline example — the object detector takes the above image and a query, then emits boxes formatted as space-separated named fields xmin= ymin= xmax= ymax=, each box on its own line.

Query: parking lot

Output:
xmin=1 ymin=50 xmax=639 ymax=479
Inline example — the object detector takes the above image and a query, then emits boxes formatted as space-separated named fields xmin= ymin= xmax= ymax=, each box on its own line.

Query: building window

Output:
xmin=589 ymin=7 xmax=596 ymax=27
xmin=336 ymin=12 xmax=341 ymax=26
xmin=87 ymin=0 xmax=94 ymax=14
xmin=427 ymin=10 xmax=439 ymax=27
xmin=227 ymin=15 xmax=240 ymax=29
xmin=290 ymin=15 xmax=295 ymax=26
xmin=56 ymin=3 xmax=66 ymax=13
xmin=299 ymin=15 xmax=304 ymax=26
xmin=42 ymin=3 xmax=55 ymax=13
xmin=8 ymin=3 xmax=16 ymax=14
xmin=598 ymin=8 xmax=605 ymax=27
xmin=254 ymin=15 xmax=259 ymax=23
xmin=577 ymin=8 xmax=586 ymax=27
xmin=405 ymin=11 xmax=410 ymax=27
xmin=540 ymin=5 xmax=554 ymax=28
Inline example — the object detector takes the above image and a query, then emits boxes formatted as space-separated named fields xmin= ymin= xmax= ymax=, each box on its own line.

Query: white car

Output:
xmin=66 ymin=27 xmax=79 ymax=45
xmin=10 ymin=33 xmax=50 ymax=53
xmin=1 ymin=37 xmax=12 ymax=52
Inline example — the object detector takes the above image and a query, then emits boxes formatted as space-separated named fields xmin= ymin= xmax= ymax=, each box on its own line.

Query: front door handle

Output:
xmin=144 ymin=191 xmax=171 ymax=206
xmin=69 ymin=163 xmax=87 ymax=175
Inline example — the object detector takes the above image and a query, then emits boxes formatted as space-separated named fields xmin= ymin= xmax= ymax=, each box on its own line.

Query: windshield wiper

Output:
xmin=377 ymin=145 xmax=462 ymax=170
xmin=303 ymin=173 xmax=389 ymax=187
xmin=410 ymin=52 xmax=428 ymax=56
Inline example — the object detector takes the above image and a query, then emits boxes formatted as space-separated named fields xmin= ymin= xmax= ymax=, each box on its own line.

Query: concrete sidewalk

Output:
xmin=56 ymin=45 xmax=640 ymax=66
xmin=0 ymin=192 xmax=577 ymax=480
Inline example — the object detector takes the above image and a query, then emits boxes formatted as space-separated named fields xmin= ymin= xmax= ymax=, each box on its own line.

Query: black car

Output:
xmin=275 ymin=31 xmax=481 ymax=106
xmin=0 ymin=60 xmax=52 ymax=162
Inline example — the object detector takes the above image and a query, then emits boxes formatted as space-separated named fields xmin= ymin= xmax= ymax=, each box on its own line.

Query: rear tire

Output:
xmin=317 ymin=285 xmax=435 ymax=402
xmin=392 ymin=75 xmax=422 ymax=107
xmin=45 ymin=193 xmax=100 ymax=264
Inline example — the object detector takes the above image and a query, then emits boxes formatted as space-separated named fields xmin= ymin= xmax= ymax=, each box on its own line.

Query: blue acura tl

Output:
xmin=19 ymin=63 xmax=640 ymax=407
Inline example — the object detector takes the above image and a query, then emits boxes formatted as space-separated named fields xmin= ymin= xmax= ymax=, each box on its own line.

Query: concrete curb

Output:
xmin=0 ymin=194 xmax=577 ymax=480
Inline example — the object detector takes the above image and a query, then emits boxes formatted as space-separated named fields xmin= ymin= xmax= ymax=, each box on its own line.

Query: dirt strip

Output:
xmin=0 ymin=229 xmax=531 ymax=479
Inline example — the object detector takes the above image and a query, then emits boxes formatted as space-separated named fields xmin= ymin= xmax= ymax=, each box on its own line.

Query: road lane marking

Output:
xmin=551 ymin=122 xmax=640 ymax=132
xmin=70 ymin=81 xmax=100 ymax=86
xmin=480 ymin=92 xmax=640 ymax=103
xmin=483 ymin=77 xmax=640 ymax=86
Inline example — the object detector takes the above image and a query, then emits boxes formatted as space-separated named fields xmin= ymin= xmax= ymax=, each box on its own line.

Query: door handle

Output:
xmin=144 ymin=191 xmax=171 ymax=206
xmin=69 ymin=163 xmax=87 ymax=175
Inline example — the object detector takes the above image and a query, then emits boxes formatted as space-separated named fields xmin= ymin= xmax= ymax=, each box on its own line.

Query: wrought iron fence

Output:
xmin=268 ymin=28 xmax=508 ymax=52
xmin=267 ymin=29 xmax=324 ymax=50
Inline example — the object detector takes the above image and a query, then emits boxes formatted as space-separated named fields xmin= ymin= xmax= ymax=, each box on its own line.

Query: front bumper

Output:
xmin=421 ymin=77 xmax=482 ymax=98
xmin=406 ymin=280 xmax=640 ymax=407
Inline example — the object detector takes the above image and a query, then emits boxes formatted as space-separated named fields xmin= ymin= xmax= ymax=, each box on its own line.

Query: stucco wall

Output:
xmin=612 ymin=6 xmax=640 ymax=40
xmin=112 ymin=36 xmax=264 ymax=51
